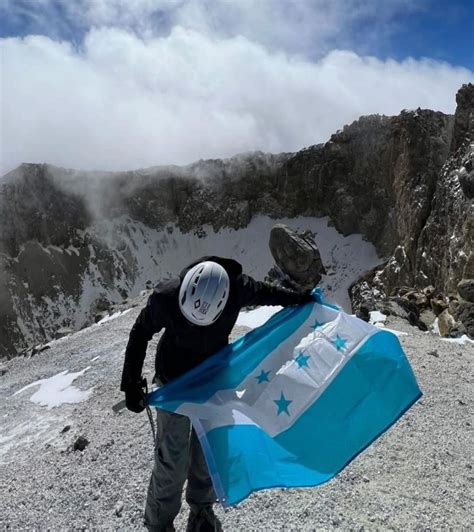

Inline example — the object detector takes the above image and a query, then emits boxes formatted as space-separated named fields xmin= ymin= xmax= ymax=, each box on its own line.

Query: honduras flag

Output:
xmin=148 ymin=290 xmax=422 ymax=506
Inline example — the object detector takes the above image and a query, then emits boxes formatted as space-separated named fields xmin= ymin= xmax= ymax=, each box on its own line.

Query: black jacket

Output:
xmin=120 ymin=256 xmax=309 ymax=389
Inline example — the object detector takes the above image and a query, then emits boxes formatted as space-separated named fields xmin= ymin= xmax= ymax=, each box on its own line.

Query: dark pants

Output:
xmin=144 ymin=408 xmax=216 ymax=531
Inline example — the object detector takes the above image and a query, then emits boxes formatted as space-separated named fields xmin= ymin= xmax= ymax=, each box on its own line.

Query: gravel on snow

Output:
xmin=0 ymin=300 xmax=473 ymax=530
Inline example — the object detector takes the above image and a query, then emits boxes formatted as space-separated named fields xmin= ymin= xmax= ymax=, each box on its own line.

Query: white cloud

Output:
xmin=1 ymin=26 xmax=472 ymax=175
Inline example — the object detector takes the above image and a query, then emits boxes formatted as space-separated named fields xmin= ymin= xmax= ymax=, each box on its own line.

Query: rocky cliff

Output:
xmin=1 ymin=84 xmax=473 ymax=357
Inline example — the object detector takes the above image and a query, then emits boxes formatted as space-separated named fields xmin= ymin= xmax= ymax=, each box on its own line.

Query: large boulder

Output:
xmin=268 ymin=224 xmax=326 ymax=290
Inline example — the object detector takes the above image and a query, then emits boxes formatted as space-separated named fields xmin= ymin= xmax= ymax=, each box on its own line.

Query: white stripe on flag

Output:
xmin=176 ymin=304 xmax=380 ymax=437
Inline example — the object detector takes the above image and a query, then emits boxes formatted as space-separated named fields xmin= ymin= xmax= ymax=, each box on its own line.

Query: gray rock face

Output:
xmin=414 ymin=143 xmax=473 ymax=296
xmin=268 ymin=224 xmax=326 ymax=289
xmin=274 ymin=111 xmax=452 ymax=261
xmin=351 ymin=84 xmax=474 ymax=336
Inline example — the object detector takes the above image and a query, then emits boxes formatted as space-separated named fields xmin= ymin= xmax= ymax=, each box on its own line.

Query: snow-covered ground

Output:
xmin=0 ymin=295 xmax=472 ymax=530
xmin=11 ymin=214 xmax=382 ymax=352
xmin=88 ymin=214 xmax=381 ymax=311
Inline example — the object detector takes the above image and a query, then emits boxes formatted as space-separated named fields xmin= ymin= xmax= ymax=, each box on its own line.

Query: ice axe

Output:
xmin=112 ymin=377 xmax=156 ymax=445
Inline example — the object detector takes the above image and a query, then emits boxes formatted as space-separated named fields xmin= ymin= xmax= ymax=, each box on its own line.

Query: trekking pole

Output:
xmin=140 ymin=377 xmax=157 ymax=446
xmin=112 ymin=377 xmax=156 ymax=446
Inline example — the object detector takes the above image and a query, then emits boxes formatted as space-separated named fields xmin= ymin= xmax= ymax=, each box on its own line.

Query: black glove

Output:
xmin=124 ymin=384 xmax=146 ymax=413
xmin=294 ymin=289 xmax=315 ymax=305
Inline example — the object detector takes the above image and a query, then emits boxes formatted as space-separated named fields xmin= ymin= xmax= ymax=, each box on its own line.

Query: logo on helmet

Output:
xmin=199 ymin=301 xmax=210 ymax=315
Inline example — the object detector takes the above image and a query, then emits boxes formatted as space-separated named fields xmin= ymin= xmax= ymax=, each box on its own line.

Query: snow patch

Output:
xmin=429 ymin=318 xmax=472 ymax=344
xmin=13 ymin=368 xmax=93 ymax=410
xmin=431 ymin=318 xmax=440 ymax=335
xmin=236 ymin=305 xmax=283 ymax=328
xmin=441 ymin=335 xmax=474 ymax=345
xmin=369 ymin=311 xmax=387 ymax=325
xmin=97 ymin=309 xmax=133 ymax=325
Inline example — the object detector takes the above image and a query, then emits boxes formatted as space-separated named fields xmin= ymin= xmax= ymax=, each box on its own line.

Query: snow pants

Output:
xmin=144 ymin=408 xmax=216 ymax=531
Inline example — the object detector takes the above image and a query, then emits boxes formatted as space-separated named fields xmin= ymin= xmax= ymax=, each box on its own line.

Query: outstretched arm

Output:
xmin=238 ymin=274 xmax=314 ymax=308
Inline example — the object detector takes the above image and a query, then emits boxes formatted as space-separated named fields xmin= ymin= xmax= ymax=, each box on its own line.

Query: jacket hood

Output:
xmin=179 ymin=256 xmax=243 ymax=280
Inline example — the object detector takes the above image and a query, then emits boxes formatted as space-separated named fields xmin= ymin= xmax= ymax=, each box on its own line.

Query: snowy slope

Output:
xmin=84 ymin=214 xmax=381 ymax=311
xmin=5 ymin=214 xmax=381 ymax=356
xmin=0 ymin=298 xmax=473 ymax=530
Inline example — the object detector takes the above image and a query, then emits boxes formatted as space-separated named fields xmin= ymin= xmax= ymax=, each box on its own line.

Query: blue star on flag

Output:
xmin=334 ymin=335 xmax=347 ymax=351
xmin=295 ymin=352 xmax=310 ymax=368
xmin=274 ymin=392 xmax=292 ymax=416
xmin=310 ymin=319 xmax=323 ymax=331
xmin=256 ymin=369 xmax=271 ymax=383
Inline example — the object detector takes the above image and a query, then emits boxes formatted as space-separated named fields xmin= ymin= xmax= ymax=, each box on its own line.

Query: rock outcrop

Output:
xmin=267 ymin=224 xmax=326 ymax=290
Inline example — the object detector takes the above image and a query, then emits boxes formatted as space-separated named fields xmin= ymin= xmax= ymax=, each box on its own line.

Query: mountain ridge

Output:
xmin=1 ymin=83 xmax=472 ymax=357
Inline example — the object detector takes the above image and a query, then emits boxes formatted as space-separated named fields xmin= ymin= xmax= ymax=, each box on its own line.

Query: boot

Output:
xmin=186 ymin=506 xmax=223 ymax=532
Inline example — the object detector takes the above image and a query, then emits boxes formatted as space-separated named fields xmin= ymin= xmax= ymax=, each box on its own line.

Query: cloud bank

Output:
xmin=1 ymin=23 xmax=472 ymax=175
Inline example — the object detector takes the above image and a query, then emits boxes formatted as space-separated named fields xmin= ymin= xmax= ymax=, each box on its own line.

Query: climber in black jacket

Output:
xmin=120 ymin=256 xmax=313 ymax=532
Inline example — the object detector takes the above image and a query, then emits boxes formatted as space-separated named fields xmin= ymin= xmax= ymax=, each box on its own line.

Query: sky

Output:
xmin=0 ymin=0 xmax=473 ymax=175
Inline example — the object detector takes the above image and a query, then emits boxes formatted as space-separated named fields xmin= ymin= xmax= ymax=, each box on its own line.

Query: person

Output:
xmin=120 ymin=256 xmax=314 ymax=532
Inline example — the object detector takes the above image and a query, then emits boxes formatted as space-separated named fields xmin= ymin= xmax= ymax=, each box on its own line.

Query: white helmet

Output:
xmin=179 ymin=261 xmax=230 ymax=326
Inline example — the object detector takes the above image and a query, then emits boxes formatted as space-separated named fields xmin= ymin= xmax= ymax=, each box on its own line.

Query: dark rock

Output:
xmin=61 ymin=425 xmax=71 ymax=434
xmin=349 ymin=266 xmax=385 ymax=313
xmin=94 ymin=312 xmax=108 ymax=323
xmin=416 ymin=319 xmax=428 ymax=332
xmin=269 ymin=224 xmax=326 ymax=290
xmin=431 ymin=298 xmax=448 ymax=316
xmin=447 ymin=323 xmax=466 ymax=338
xmin=402 ymin=289 xmax=430 ymax=309
xmin=73 ymin=436 xmax=89 ymax=452
xmin=118 ymin=288 xmax=128 ymax=299
xmin=438 ymin=309 xmax=457 ymax=337
xmin=92 ymin=296 xmax=112 ymax=313
xmin=458 ymin=300 xmax=474 ymax=337
xmin=449 ymin=296 xmax=461 ymax=316
xmin=457 ymin=279 xmax=474 ymax=303
xmin=450 ymin=83 xmax=474 ymax=153
xmin=356 ymin=305 xmax=370 ymax=322
xmin=30 ymin=344 xmax=51 ymax=357
xmin=114 ymin=501 xmax=124 ymax=517
xmin=0 ymin=364 xmax=7 ymax=376
xmin=459 ymin=160 xmax=474 ymax=198
xmin=54 ymin=328 xmax=74 ymax=340
xmin=374 ymin=296 xmax=427 ymax=331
